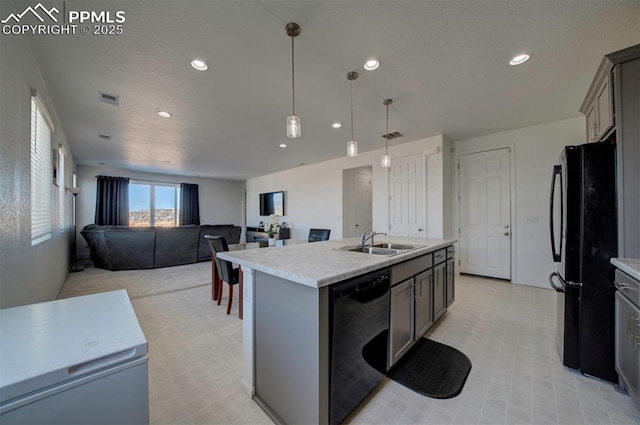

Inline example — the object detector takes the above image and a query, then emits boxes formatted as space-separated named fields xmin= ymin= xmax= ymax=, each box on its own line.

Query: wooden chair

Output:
xmin=205 ymin=235 xmax=239 ymax=315
xmin=308 ymin=228 xmax=331 ymax=242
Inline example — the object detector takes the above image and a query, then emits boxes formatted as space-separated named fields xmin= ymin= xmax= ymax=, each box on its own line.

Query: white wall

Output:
xmin=246 ymin=135 xmax=449 ymax=241
xmin=76 ymin=165 xmax=244 ymax=255
xmin=0 ymin=3 xmax=75 ymax=308
xmin=452 ymin=117 xmax=585 ymax=289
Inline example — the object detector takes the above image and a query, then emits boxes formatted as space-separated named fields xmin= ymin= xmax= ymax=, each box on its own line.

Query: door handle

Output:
xmin=418 ymin=228 xmax=424 ymax=232
xmin=504 ymin=232 xmax=510 ymax=236
xmin=504 ymin=225 xmax=509 ymax=229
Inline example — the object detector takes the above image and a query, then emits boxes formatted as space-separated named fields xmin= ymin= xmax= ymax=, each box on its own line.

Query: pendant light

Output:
xmin=346 ymin=71 xmax=359 ymax=157
xmin=286 ymin=23 xmax=301 ymax=138
xmin=381 ymin=99 xmax=392 ymax=168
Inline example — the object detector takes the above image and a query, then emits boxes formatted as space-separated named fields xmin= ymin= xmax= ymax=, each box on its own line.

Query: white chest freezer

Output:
xmin=0 ymin=290 xmax=149 ymax=424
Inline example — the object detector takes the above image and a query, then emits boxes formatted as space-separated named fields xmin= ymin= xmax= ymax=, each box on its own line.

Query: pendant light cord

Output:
xmin=350 ymin=80 xmax=354 ymax=141
xmin=291 ymin=35 xmax=295 ymax=115
xmin=385 ymin=102 xmax=389 ymax=154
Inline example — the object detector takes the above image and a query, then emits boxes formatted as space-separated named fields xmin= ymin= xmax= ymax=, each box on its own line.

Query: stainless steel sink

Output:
xmin=372 ymin=243 xmax=421 ymax=250
xmin=347 ymin=246 xmax=400 ymax=255
xmin=338 ymin=243 xmax=424 ymax=256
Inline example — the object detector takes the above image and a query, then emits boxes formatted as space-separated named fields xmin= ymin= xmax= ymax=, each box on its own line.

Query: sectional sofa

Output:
xmin=81 ymin=224 xmax=241 ymax=271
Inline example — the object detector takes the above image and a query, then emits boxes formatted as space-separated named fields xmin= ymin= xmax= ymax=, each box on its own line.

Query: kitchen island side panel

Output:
xmin=254 ymin=272 xmax=329 ymax=424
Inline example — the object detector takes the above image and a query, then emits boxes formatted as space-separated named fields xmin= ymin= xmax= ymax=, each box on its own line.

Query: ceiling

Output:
xmin=20 ymin=0 xmax=640 ymax=180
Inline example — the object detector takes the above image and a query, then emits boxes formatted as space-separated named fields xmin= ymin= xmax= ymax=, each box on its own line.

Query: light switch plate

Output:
xmin=525 ymin=215 xmax=539 ymax=223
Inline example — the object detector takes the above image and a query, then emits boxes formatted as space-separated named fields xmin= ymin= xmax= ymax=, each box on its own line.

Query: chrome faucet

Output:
xmin=360 ymin=229 xmax=386 ymax=246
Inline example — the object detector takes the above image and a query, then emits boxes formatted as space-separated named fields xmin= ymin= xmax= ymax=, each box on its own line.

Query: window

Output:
xmin=30 ymin=90 xmax=54 ymax=245
xmin=129 ymin=182 xmax=180 ymax=227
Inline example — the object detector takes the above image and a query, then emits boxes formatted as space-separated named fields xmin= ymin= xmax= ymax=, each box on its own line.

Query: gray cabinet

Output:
xmin=388 ymin=245 xmax=456 ymax=368
xmin=581 ymin=45 xmax=639 ymax=258
xmin=433 ymin=263 xmax=446 ymax=321
xmin=389 ymin=279 xmax=414 ymax=368
xmin=414 ymin=269 xmax=433 ymax=337
xmin=446 ymin=258 xmax=455 ymax=307
xmin=584 ymin=75 xmax=613 ymax=142
xmin=614 ymin=267 xmax=640 ymax=410
xmin=615 ymin=291 xmax=639 ymax=406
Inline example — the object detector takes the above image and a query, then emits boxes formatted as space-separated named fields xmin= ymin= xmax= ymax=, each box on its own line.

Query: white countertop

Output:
xmin=218 ymin=236 xmax=456 ymax=288
xmin=0 ymin=290 xmax=147 ymax=403
xmin=611 ymin=258 xmax=640 ymax=281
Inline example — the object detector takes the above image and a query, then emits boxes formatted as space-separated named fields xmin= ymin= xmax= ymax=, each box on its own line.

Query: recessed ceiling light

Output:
xmin=364 ymin=58 xmax=380 ymax=71
xmin=157 ymin=111 xmax=171 ymax=118
xmin=190 ymin=59 xmax=208 ymax=71
xmin=509 ymin=54 xmax=530 ymax=66
xmin=331 ymin=122 xmax=342 ymax=129
xmin=279 ymin=143 xmax=287 ymax=148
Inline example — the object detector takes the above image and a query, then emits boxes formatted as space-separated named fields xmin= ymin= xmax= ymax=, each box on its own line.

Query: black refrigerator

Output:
xmin=549 ymin=141 xmax=618 ymax=383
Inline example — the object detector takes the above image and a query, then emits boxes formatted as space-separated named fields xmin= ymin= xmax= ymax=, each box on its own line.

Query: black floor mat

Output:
xmin=387 ymin=338 xmax=472 ymax=399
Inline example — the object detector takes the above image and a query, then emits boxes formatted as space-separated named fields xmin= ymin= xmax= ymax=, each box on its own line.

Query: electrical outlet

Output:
xmin=525 ymin=215 xmax=539 ymax=223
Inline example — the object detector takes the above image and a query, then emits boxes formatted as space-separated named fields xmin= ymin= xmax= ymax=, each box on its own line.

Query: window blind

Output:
xmin=30 ymin=92 xmax=53 ymax=245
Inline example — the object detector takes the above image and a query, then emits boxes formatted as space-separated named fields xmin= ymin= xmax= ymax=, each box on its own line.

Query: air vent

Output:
xmin=381 ymin=130 xmax=406 ymax=140
xmin=98 ymin=134 xmax=111 ymax=141
xmin=99 ymin=92 xmax=119 ymax=106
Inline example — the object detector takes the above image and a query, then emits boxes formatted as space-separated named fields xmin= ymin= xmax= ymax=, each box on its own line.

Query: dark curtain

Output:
xmin=95 ymin=176 xmax=130 ymax=225
xmin=179 ymin=183 xmax=200 ymax=225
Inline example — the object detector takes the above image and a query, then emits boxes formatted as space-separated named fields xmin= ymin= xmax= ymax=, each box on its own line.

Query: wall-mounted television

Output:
xmin=259 ymin=191 xmax=285 ymax=216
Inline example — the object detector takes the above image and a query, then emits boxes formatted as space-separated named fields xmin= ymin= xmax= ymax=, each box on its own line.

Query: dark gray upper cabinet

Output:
xmin=581 ymin=45 xmax=639 ymax=259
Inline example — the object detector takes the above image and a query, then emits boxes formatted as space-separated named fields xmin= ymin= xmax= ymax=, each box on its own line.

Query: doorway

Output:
xmin=342 ymin=166 xmax=372 ymax=238
xmin=458 ymin=148 xmax=512 ymax=280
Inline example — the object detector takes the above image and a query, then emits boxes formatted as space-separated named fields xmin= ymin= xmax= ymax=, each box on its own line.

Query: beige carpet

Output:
xmin=57 ymin=261 xmax=212 ymax=300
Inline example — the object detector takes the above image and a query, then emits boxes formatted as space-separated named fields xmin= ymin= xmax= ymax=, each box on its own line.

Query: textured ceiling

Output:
xmin=19 ymin=0 xmax=640 ymax=180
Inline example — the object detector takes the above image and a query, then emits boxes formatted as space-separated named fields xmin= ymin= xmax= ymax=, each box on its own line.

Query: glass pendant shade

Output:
xmin=287 ymin=115 xmax=301 ymax=138
xmin=347 ymin=140 xmax=358 ymax=157
xmin=381 ymin=153 xmax=391 ymax=168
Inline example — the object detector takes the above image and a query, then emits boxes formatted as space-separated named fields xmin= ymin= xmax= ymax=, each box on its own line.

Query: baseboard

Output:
xmin=240 ymin=378 xmax=255 ymax=397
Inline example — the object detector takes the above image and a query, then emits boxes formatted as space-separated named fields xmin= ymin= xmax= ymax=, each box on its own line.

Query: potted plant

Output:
xmin=266 ymin=214 xmax=281 ymax=246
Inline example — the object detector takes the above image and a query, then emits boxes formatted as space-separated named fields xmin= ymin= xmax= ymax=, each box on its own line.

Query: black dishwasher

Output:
xmin=329 ymin=268 xmax=390 ymax=424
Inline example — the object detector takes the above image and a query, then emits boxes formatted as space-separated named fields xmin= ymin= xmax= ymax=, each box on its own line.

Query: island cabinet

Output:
xmin=414 ymin=269 xmax=434 ymax=337
xmin=446 ymin=257 xmax=455 ymax=307
xmin=390 ymin=278 xmax=415 ymax=366
xmin=217 ymin=237 xmax=458 ymax=425
xmin=389 ymin=245 xmax=456 ymax=368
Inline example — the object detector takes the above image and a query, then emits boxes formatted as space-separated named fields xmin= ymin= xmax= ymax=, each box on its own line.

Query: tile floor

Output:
xmin=127 ymin=273 xmax=639 ymax=424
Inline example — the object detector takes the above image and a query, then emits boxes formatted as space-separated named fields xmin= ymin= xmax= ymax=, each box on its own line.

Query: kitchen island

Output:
xmin=218 ymin=236 xmax=456 ymax=424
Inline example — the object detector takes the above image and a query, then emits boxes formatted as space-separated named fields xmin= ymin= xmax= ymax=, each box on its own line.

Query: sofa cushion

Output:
xmin=103 ymin=226 xmax=156 ymax=270
xmin=155 ymin=225 xmax=199 ymax=268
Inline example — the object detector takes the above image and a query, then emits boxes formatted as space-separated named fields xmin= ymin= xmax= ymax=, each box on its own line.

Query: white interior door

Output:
xmin=343 ymin=167 xmax=372 ymax=238
xmin=353 ymin=169 xmax=372 ymax=235
xmin=459 ymin=148 xmax=511 ymax=279
xmin=389 ymin=154 xmax=425 ymax=237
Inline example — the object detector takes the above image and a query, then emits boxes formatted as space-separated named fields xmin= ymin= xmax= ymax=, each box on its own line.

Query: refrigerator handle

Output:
xmin=549 ymin=165 xmax=563 ymax=262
